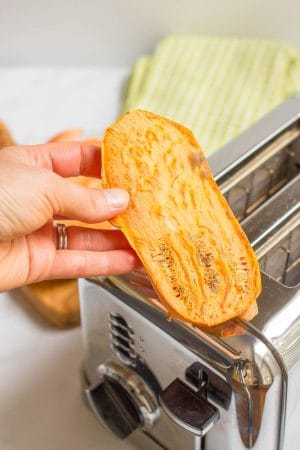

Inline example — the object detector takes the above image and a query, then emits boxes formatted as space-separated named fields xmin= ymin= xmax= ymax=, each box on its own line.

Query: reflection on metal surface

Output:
xmin=230 ymin=359 xmax=271 ymax=448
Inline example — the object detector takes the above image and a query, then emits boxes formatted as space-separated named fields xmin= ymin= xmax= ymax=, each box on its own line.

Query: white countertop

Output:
xmin=0 ymin=67 xmax=133 ymax=450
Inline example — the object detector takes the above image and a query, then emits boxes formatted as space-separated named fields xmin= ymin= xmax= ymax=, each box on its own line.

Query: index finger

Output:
xmin=19 ymin=142 xmax=101 ymax=178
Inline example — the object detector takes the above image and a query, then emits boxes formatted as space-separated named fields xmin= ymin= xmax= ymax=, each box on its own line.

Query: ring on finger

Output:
xmin=56 ymin=223 xmax=68 ymax=250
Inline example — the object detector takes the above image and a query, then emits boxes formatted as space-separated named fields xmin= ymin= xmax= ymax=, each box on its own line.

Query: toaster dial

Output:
xmin=85 ymin=361 xmax=160 ymax=439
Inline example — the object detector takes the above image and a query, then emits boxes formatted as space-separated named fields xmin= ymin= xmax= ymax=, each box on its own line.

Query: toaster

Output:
xmin=79 ymin=96 xmax=300 ymax=450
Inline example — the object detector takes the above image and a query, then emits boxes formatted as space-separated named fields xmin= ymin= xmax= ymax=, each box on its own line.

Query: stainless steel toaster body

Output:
xmin=79 ymin=96 xmax=300 ymax=450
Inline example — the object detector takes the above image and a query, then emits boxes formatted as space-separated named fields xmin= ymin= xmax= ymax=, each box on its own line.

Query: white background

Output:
xmin=0 ymin=0 xmax=299 ymax=66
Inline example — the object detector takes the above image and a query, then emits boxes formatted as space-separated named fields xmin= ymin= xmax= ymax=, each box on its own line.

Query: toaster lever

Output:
xmin=185 ymin=362 xmax=232 ymax=410
xmin=159 ymin=378 xmax=220 ymax=436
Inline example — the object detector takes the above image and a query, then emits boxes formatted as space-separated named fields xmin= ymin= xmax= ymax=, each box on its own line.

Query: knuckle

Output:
xmin=77 ymin=229 xmax=94 ymax=251
xmin=75 ymin=254 xmax=89 ymax=277
xmin=42 ymin=173 xmax=62 ymax=211
xmin=99 ymin=252 xmax=111 ymax=275
xmin=0 ymin=217 xmax=15 ymax=241
xmin=85 ymin=230 xmax=94 ymax=251
xmin=87 ymin=188 xmax=102 ymax=213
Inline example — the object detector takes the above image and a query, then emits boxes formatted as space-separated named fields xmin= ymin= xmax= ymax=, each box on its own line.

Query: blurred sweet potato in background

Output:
xmin=0 ymin=121 xmax=16 ymax=147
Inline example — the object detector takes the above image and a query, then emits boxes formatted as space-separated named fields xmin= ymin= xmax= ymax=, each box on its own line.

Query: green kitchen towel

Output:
xmin=123 ymin=36 xmax=300 ymax=156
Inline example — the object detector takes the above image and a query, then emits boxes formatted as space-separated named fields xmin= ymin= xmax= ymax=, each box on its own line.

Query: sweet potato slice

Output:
xmin=102 ymin=110 xmax=261 ymax=326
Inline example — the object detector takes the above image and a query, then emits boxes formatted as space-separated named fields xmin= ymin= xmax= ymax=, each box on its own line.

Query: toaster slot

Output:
xmin=242 ymin=174 xmax=300 ymax=287
xmin=257 ymin=216 xmax=300 ymax=287
xmin=219 ymin=125 xmax=300 ymax=221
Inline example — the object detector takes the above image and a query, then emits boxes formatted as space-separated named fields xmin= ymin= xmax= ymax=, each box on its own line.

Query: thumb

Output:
xmin=50 ymin=175 xmax=129 ymax=223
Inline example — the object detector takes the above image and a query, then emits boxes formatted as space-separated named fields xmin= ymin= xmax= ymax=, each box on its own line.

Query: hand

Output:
xmin=0 ymin=142 xmax=140 ymax=291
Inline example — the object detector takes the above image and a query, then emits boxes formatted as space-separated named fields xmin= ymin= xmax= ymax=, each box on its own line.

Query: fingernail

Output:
xmin=103 ymin=189 xmax=129 ymax=208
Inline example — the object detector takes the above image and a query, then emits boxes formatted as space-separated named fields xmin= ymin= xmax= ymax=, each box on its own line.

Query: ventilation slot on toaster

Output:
xmin=220 ymin=125 xmax=300 ymax=221
xmin=108 ymin=313 xmax=137 ymax=366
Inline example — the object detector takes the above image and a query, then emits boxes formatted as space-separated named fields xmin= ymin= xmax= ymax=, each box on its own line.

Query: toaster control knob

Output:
xmin=85 ymin=361 xmax=160 ymax=439
xmin=160 ymin=378 xmax=220 ymax=436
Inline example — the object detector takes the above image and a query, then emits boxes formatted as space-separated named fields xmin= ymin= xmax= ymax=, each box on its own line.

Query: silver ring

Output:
xmin=56 ymin=223 xmax=68 ymax=250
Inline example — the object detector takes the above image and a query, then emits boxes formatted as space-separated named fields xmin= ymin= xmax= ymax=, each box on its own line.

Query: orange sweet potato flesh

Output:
xmin=102 ymin=110 xmax=261 ymax=327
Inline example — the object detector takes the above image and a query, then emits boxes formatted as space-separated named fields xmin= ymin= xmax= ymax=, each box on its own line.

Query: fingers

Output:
xmin=54 ymin=227 xmax=131 ymax=251
xmin=25 ymin=223 xmax=141 ymax=284
xmin=15 ymin=142 xmax=101 ymax=178
xmin=48 ymin=248 xmax=141 ymax=280
xmin=50 ymin=176 xmax=129 ymax=223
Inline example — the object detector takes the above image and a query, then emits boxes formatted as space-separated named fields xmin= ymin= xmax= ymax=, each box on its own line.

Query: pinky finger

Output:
xmin=48 ymin=248 xmax=141 ymax=280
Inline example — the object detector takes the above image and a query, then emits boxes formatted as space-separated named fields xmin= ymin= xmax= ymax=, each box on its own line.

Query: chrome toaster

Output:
xmin=79 ymin=96 xmax=300 ymax=450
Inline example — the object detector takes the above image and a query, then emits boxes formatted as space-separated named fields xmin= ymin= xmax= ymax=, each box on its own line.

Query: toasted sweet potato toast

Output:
xmin=102 ymin=110 xmax=261 ymax=326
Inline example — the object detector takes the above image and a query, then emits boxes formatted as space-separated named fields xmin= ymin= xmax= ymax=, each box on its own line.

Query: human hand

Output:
xmin=0 ymin=142 xmax=140 ymax=292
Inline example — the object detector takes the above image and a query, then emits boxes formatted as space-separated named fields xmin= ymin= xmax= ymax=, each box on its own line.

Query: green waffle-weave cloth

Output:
xmin=123 ymin=36 xmax=300 ymax=156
